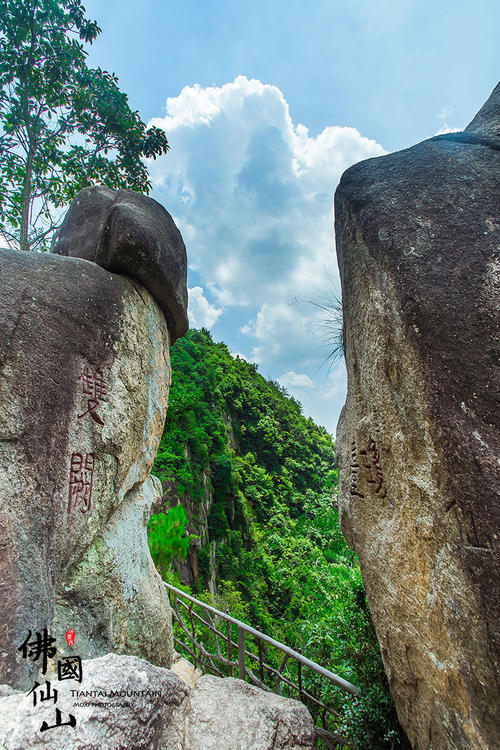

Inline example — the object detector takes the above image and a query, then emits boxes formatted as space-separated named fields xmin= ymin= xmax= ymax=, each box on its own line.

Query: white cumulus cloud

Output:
xmin=278 ymin=371 xmax=314 ymax=390
xmin=188 ymin=286 xmax=223 ymax=329
xmin=434 ymin=106 xmax=463 ymax=136
xmin=149 ymin=76 xmax=384 ymax=307
xmin=148 ymin=76 xmax=386 ymax=432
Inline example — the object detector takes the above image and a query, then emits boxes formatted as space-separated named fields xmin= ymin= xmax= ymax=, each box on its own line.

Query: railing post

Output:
xmin=238 ymin=626 xmax=245 ymax=680
xmin=226 ymin=618 xmax=234 ymax=677
xmin=189 ymin=602 xmax=197 ymax=670
xmin=276 ymin=654 xmax=288 ymax=694
xmin=297 ymin=647 xmax=303 ymax=701
xmin=258 ymin=639 xmax=264 ymax=682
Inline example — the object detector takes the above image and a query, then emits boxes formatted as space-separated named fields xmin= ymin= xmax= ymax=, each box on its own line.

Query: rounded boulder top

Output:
xmin=52 ymin=186 xmax=189 ymax=343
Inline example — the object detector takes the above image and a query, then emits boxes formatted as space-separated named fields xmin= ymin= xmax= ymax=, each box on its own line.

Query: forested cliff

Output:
xmin=148 ymin=329 xmax=405 ymax=748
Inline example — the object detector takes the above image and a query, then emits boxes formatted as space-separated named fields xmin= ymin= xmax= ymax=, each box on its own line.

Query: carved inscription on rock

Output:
xmin=78 ymin=366 xmax=108 ymax=426
xmin=66 ymin=365 xmax=110 ymax=514
xmin=350 ymin=434 xmax=387 ymax=500
xmin=362 ymin=438 xmax=387 ymax=498
xmin=68 ymin=453 xmax=95 ymax=514
xmin=350 ymin=438 xmax=364 ymax=498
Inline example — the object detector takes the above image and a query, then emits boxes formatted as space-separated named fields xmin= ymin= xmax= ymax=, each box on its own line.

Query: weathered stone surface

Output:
xmin=0 ymin=653 xmax=188 ymax=750
xmin=0 ymin=249 xmax=173 ymax=689
xmin=335 ymin=86 xmax=499 ymax=749
xmin=163 ymin=675 xmax=317 ymax=750
xmin=53 ymin=475 xmax=172 ymax=668
xmin=52 ymin=186 xmax=189 ymax=343
xmin=0 ymin=655 xmax=316 ymax=749
xmin=50 ymin=184 xmax=115 ymax=262
xmin=464 ymin=81 xmax=500 ymax=137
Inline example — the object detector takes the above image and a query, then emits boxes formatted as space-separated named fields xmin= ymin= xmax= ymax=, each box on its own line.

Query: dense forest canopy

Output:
xmin=148 ymin=329 xmax=405 ymax=748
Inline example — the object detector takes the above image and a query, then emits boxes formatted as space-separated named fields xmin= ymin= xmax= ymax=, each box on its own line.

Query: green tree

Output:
xmin=0 ymin=0 xmax=169 ymax=252
xmin=147 ymin=505 xmax=190 ymax=578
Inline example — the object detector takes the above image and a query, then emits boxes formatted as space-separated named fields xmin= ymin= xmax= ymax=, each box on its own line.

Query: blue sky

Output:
xmin=83 ymin=0 xmax=498 ymax=433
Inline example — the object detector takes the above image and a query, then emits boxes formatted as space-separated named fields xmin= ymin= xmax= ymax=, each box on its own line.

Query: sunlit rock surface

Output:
xmin=335 ymin=84 xmax=499 ymax=749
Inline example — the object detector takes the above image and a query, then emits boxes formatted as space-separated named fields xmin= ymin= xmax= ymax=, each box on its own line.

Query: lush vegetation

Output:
xmin=0 ymin=0 xmax=169 ymax=251
xmin=149 ymin=328 xmax=405 ymax=748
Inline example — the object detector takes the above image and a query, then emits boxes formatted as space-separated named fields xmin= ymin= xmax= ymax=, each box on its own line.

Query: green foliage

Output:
xmin=147 ymin=505 xmax=190 ymax=578
xmin=0 ymin=0 xmax=169 ymax=251
xmin=151 ymin=328 xmax=405 ymax=748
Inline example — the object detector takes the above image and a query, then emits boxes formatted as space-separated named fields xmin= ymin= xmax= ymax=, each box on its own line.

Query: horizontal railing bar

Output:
xmin=165 ymin=582 xmax=359 ymax=695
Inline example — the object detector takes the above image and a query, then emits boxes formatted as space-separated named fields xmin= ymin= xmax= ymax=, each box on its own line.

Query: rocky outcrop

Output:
xmin=162 ymin=409 xmax=242 ymax=590
xmin=170 ymin=674 xmax=317 ymax=750
xmin=52 ymin=186 xmax=188 ymax=343
xmin=0 ymin=188 xmax=188 ymax=689
xmin=0 ymin=653 xmax=188 ymax=750
xmin=335 ymin=84 xmax=499 ymax=749
xmin=164 ymin=466 xmax=216 ymax=589
xmin=0 ymin=653 xmax=316 ymax=749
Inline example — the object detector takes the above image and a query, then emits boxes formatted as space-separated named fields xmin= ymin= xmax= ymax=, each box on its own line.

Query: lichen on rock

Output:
xmin=0 ymin=187 xmax=189 ymax=690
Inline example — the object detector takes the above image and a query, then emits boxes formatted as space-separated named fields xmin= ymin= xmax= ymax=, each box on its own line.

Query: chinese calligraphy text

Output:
xmin=68 ymin=452 xmax=95 ymax=514
xmin=78 ymin=366 xmax=108 ymax=425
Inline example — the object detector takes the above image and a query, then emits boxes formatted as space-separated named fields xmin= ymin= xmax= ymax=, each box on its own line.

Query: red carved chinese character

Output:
xmin=366 ymin=438 xmax=386 ymax=498
xmin=78 ymin=367 xmax=108 ymax=425
xmin=79 ymin=366 xmax=94 ymax=396
xmin=68 ymin=453 xmax=94 ymax=514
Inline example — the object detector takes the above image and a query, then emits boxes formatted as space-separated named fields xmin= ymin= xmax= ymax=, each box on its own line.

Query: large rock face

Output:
xmin=0 ymin=654 xmax=316 ymax=749
xmin=0 ymin=188 xmax=188 ymax=689
xmin=335 ymin=84 xmax=499 ymax=749
xmin=52 ymin=186 xmax=189 ymax=343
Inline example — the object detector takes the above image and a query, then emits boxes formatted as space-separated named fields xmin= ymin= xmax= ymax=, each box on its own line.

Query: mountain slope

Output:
xmin=149 ymin=328 xmax=405 ymax=748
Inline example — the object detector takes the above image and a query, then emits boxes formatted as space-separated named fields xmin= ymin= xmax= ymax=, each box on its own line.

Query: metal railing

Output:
xmin=165 ymin=582 xmax=359 ymax=748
